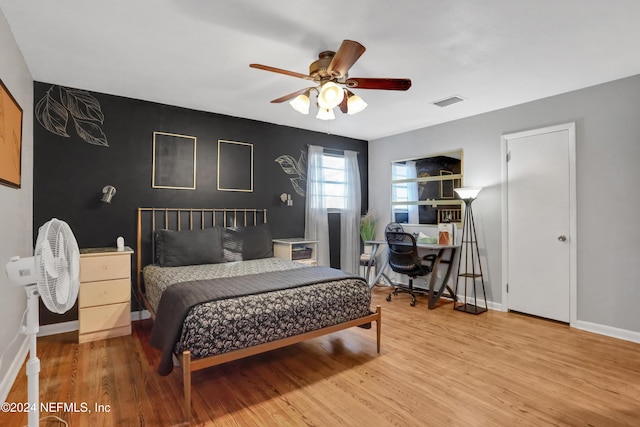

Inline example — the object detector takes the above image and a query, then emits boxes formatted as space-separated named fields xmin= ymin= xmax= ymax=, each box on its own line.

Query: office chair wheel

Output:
xmin=410 ymin=296 xmax=416 ymax=307
xmin=386 ymin=294 xmax=392 ymax=302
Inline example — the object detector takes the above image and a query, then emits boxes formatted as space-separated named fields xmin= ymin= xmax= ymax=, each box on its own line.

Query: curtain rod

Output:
xmin=306 ymin=144 xmax=358 ymax=155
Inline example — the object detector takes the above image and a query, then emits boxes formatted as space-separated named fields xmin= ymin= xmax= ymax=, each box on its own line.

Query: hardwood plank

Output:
xmin=3 ymin=287 xmax=640 ymax=426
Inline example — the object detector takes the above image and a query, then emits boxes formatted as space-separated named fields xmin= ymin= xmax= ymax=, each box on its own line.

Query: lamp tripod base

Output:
xmin=454 ymin=303 xmax=487 ymax=315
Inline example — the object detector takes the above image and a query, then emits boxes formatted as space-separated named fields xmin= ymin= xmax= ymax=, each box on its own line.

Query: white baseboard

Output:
xmin=37 ymin=320 xmax=79 ymax=337
xmin=0 ymin=335 xmax=29 ymax=404
xmin=37 ymin=310 xmax=151 ymax=338
xmin=573 ymin=320 xmax=640 ymax=344
xmin=131 ymin=309 xmax=152 ymax=322
xmin=482 ymin=302 xmax=639 ymax=343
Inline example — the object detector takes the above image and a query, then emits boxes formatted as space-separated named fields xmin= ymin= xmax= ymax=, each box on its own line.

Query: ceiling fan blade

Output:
xmin=345 ymin=77 xmax=412 ymax=91
xmin=270 ymin=87 xmax=313 ymax=103
xmin=327 ymin=40 xmax=366 ymax=78
xmin=250 ymin=64 xmax=314 ymax=81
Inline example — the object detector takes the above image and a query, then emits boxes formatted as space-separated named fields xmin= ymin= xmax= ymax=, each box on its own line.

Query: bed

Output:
xmin=136 ymin=207 xmax=381 ymax=421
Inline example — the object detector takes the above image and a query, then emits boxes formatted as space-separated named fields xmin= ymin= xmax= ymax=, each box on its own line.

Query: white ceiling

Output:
xmin=2 ymin=0 xmax=640 ymax=141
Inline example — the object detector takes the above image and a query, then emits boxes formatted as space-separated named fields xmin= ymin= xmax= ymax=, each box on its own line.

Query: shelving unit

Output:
xmin=272 ymin=238 xmax=318 ymax=266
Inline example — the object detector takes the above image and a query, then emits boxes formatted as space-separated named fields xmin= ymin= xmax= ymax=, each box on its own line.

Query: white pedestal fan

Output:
xmin=5 ymin=218 xmax=80 ymax=427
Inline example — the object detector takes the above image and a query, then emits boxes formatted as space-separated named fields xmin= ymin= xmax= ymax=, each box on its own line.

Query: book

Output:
xmin=437 ymin=223 xmax=455 ymax=245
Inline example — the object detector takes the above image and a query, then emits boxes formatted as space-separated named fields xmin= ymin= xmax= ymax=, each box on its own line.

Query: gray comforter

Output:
xmin=150 ymin=266 xmax=366 ymax=375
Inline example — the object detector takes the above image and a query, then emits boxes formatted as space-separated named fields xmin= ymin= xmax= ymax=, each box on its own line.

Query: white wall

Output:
xmin=370 ymin=74 xmax=640 ymax=336
xmin=0 ymin=8 xmax=34 ymax=401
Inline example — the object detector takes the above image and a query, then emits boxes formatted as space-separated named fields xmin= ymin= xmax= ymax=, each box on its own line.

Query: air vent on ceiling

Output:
xmin=432 ymin=95 xmax=466 ymax=108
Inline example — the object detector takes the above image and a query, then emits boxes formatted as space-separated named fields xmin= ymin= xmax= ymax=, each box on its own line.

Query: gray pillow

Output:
xmin=155 ymin=227 xmax=225 ymax=267
xmin=223 ymin=223 xmax=273 ymax=261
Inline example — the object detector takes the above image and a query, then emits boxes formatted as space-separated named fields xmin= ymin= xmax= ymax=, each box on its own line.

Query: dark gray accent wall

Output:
xmin=33 ymin=81 xmax=368 ymax=325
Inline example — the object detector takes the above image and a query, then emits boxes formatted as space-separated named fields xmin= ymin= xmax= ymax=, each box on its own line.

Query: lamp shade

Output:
xmin=289 ymin=93 xmax=310 ymax=114
xmin=317 ymin=82 xmax=344 ymax=109
xmin=347 ymin=94 xmax=367 ymax=115
xmin=454 ymin=187 xmax=482 ymax=201
xmin=316 ymin=107 xmax=335 ymax=120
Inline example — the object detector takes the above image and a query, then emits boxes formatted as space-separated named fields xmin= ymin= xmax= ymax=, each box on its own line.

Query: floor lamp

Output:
xmin=453 ymin=187 xmax=488 ymax=314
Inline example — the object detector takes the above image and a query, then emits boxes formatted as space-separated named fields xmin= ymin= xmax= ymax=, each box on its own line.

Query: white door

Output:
xmin=502 ymin=123 xmax=576 ymax=323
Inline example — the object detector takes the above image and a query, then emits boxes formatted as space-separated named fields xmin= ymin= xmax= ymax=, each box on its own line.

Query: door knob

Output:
xmin=557 ymin=235 xmax=567 ymax=242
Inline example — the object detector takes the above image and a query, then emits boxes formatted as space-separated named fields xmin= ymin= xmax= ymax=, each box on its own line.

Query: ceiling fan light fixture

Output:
xmin=289 ymin=93 xmax=310 ymax=114
xmin=347 ymin=93 xmax=367 ymax=115
xmin=316 ymin=107 xmax=335 ymax=120
xmin=317 ymin=81 xmax=344 ymax=109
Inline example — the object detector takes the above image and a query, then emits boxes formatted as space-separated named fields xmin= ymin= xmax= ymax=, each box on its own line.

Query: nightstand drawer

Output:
xmin=80 ymin=254 xmax=130 ymax=282
xmin=79 ymin=302 xmax=130 ymax=334
xmin=79 ymin=278 xmax=130 ymax=308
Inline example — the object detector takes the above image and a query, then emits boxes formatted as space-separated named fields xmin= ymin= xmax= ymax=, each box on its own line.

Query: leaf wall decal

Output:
xmin=275 ymin=155 xmax=301 ymax=175
xmin=35 ymin=91 xmax=70 ymax=137
xmin=298 ymin=150 xmax=307 ymax=180
xmin=275 ymin=151 xmax=307 ymax=196
xmin=73 ymin=117 xmax=109 ymax=146
xmin=60 ymin=87 xmax=105 ymax=123
xmin=290 ymin=177 xmax=305 ymax=196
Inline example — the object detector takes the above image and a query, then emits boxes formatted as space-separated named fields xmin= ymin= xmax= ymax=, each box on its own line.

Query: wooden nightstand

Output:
xmin=78 ymin=247 xmax=133 ymax=343
xmin=273 ymin=238 xmax=318 ymax=266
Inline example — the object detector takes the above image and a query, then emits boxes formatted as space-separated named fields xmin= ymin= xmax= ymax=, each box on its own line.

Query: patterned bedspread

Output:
xmin=143 ymin=258 xmax=372 ymax=371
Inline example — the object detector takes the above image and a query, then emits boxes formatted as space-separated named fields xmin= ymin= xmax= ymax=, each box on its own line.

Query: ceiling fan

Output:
xmin=250 ymin=40 xmax=411 ymax=120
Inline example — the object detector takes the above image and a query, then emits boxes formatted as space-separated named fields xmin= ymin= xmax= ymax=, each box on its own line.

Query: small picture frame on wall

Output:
xmin=217 ymin=140 xmax=253 ymax=192
xmin=0 ymin=79 xmax=23 ymax=188
xmin=152 ymin=131 xmax=197 ymax=190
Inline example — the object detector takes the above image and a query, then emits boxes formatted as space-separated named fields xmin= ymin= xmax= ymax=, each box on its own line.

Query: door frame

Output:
xmin=501 ymin=122 xmax=577 ymax=325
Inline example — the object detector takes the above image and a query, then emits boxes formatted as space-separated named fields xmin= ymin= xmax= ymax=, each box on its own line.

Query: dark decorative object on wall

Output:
xmin=152 ymin=131 xmax=197 ymax=190
xmin=218 ymin=140 xmax=253 ymax=192
xmin=35 ymin=85 xmax=109 ymax=146
xmin=275 ymin=150 xmax=306 ymax=196
xmin=0 ymin=79 xmax=23 ymax=188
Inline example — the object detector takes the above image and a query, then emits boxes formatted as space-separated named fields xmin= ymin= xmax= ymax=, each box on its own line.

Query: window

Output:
xmin=321 ymin=153 xmax=346 ymax=209
xmin=391 ymin=162 xmax=411 ymax=220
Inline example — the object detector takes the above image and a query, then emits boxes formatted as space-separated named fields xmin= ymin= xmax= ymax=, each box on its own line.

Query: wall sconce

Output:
xmin=101 ymin=185 xmax=117 ymax=203
xmin=280 ymin=193 xmax=293 ymax=206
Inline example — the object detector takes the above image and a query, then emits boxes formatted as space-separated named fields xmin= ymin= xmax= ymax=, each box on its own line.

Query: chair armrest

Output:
xmin=421 ymin=254 xmax=437 ymax=269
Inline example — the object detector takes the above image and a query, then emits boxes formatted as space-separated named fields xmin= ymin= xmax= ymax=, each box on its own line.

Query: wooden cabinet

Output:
xmin=273 ymin=238 xmax=318 ymax=266
xmin=78 ymin=247 xmax=133 ymax=343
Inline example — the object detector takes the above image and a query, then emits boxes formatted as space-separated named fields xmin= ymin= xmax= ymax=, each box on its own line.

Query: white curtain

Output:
xmin=340 ymin=150 xmax=361 ymax=274
xmin=304 ymin=145 xmax=330 ymax=266
xmin=406 ymin=160 xmax=420 ymax=224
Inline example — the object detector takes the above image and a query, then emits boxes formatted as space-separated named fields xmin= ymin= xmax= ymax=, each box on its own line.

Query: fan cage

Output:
xmin=34 ymin=219 xmax=80 ymax=314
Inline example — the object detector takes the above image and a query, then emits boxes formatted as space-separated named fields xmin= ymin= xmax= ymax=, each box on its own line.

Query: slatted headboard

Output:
xmin=136 ymin=207 xmax=267 ymax=315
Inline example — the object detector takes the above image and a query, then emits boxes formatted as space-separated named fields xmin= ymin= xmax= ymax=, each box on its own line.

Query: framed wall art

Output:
xmin=217 ymin=140 xmax=253 ymax=192
xmin=152 ymin=131 xmax=197 ymax=190
xmin=0 ymin=79 xmax=23 ymax=188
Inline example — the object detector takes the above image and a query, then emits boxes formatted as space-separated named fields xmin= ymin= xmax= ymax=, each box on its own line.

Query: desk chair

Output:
xmin=385 ymin=231 xmax=437 ymax=306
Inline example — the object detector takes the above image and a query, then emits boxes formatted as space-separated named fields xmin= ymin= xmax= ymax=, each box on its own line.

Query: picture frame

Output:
xmin=217 ymin=140 xmax=253 ymax=192
xmin=152 ymin=131 xmax=197 ymax=190
xmin=0 ymin=79 xmax=23 ymax=188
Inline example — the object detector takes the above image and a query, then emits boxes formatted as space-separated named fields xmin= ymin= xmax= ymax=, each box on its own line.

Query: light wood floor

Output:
xmin=4 ymin=287 xmax=640 ymax=426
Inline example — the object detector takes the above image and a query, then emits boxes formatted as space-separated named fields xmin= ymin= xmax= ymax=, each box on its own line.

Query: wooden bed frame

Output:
xmin=136 ymin=207 xmax=382 ymax=423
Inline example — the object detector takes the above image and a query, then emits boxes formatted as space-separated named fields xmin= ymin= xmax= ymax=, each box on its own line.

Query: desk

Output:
xmin=365 ymin=240 xmax=459 ymax=309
